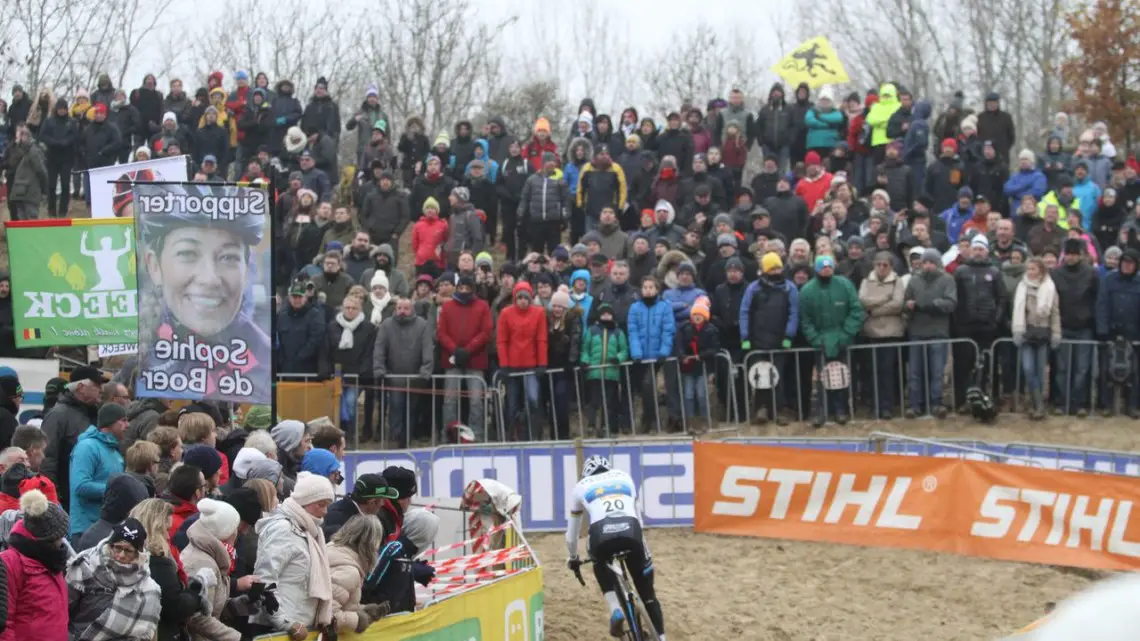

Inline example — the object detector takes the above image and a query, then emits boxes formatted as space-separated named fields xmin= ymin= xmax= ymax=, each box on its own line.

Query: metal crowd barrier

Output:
xmin=988 ymin=337 xmax=1108 ymax=415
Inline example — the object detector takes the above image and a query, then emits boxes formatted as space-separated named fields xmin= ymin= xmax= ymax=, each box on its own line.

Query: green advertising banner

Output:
xmin=7 ymin=218 xmax=139 ymax=347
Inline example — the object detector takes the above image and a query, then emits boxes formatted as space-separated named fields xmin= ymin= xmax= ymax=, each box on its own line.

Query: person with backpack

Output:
xmin=1096 ymin=249 xmax=1140 ymax=417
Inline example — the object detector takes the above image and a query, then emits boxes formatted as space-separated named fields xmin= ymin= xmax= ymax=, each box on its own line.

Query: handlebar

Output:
xmin=569 ymin=558 xmax=593 ymax=586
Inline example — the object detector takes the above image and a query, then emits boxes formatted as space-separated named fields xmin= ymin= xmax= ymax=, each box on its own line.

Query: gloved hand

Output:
xmin=1013 ymin=332 xmax=1024 ymax=347
xmin=566 ymin=556 xmax=582 ymax=572
xmin=355 ymin=610 xmax=373 ymax=634
xmin=453 ymin=347 xmax=470 ymax=368
xmin=782 ymin=338 xmax=792 ymax=349
xmin=741 ymin=340 xmax=751 ymax=351
xmin=261 ymin=584 xmax=280 ymax=614
xmin=363 ymin=602 xmax=391 ymax=620
xmin=411 ymin=561 xmax=435 ymax=586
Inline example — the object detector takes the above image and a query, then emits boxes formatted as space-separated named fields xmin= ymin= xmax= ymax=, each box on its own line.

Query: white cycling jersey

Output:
xmin=570 ymin=469 xmax=641 ymax=524
xmin=566 ymin=469 xmax=644 ymax=559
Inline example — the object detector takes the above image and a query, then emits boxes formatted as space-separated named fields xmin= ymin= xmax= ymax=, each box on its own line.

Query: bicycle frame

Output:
xmin=573 ymin=554 xmax=660 ymax=641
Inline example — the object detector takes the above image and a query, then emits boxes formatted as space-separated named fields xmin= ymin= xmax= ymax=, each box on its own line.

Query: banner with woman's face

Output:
xmin=133 ymin=183 xmax=273 ymax=404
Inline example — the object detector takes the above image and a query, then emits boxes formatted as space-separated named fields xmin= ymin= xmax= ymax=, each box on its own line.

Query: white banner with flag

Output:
xmin=88 ymin=156 xmax=189 ymax=219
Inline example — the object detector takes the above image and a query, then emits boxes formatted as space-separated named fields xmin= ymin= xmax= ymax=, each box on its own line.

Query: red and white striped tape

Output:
xmin=417 ymin=521 xmax=512 ymax=558
xmin=431 ymin=569 xmax=522 ymax=583
xmin=431 ymin=545 xmax=530 ymax=573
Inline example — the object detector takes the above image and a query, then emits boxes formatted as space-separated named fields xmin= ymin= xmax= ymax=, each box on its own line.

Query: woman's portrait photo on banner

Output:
xmin=132 ymin=182 xmax=273 ymax=404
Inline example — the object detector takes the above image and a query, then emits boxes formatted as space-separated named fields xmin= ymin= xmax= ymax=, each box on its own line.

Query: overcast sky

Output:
xmin=141 ymin=0 xmax=792 ymax=107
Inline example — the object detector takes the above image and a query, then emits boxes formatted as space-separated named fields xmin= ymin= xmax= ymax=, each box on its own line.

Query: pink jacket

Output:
xmin=0 ymin=530 xmax=68 ymax=641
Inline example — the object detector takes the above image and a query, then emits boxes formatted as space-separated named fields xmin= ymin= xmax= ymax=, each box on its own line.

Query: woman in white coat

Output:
xmin=181 ymin=499 xmax=243 ymax=641
xmin=251 ymin=472 xmax=336 ymax=641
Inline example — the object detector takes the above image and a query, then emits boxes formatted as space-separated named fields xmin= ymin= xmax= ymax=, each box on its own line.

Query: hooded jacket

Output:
xmin=277 ymin=299 xmax=326 ymax=374
xmin=0 ymin=521 xmax=70 ymax=641
xmin=740 ymin=275 xmax=799 ymax=349
xmin=902 ymin=101 xmax=932 ymax=164
xmin=75 ymin=474 xmax=149 ymax=552
xmin=1052 ymin=261 xmax=1098 ymax=331
xmin=954 ymin=258 xmax=1008 ymax=330
xmin=449 ymin=121 xmax=477 ymax=180
xmin=865 ymin=84 xmax=901 ymax=147
xmin=903 ymin=265 xmax=957 ymax=339
xmin=359 ymin=245 xmax=409 ymax=296
xmin=763 ymin=190 xmax=809 ymax=243
xmin=496 ymin=284 xmax=549 ymax=368
xmin=37 ymin=100 xmax=78 ymax=162
xmin=269 ymin=80 xmax=304 ymax=154
xmin=858 ymin=269 xmax=906 ymax=338
xmin=68 ymin=426 xmax=125 ymax=536
xmin=804 ymin=100 xmax=846 ymax=151
xmin=518 ymin=170 xmax=571 ymax=222
xmin=1003 ymin=166 xmax=1048 ymax=213
xmin=799 ymin=274 xmax=864 ymax=358
xmin=486 ymin=116 xmax=517 ymax=164
xmin=755 ymin=83 xmax=793 ymax=150
xmin=302 ymin=91 xmax=341 ymax=140
xmin=41 ymin=390 xmax=98 ymax=508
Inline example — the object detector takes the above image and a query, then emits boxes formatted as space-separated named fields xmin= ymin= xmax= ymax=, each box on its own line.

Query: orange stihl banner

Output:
xmin=693 ymin=442 xmax=1140 ymax=571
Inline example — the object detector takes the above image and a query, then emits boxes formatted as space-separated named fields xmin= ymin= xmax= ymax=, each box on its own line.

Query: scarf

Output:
xmin=370 ymin=291 xmax=392 ymax=325
xmin=9 ymin=531 xmax=69 ymax=573
xmin=279 ymin=498 xmax=333 ymax=625
xmin=335 ymin=311 xmax=365 ymax=349
xmin=1012 ymin=275 xmax=1057 ymax=335
xmin=66 ymin=538 xmax=161 ymax=641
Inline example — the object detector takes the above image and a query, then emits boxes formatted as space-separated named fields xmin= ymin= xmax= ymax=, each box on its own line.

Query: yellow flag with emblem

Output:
xmin=772 ymin=36 xmax=849 ymax=88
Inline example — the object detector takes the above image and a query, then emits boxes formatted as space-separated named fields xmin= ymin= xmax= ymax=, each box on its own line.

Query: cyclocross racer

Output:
xmin=566 ymin=455 xmax=667 ymax=640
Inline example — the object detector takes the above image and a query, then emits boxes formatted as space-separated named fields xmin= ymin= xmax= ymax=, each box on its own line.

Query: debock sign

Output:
xmin=694 ymin=442 xmax=1140 ymax=572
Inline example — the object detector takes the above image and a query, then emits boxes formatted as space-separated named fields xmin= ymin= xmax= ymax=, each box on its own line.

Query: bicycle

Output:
xmin=571 ymin=552 xmax=660 ymax=641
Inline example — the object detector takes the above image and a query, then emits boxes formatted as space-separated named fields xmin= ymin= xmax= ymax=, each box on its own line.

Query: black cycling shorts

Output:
xmin=588 ymin=516 xmax=650 ymax=593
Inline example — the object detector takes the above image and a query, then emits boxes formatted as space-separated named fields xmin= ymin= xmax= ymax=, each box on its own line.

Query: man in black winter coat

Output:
xmin=450 ymin=121 xmax=477 ymax=180
xmin=1051 ymin=239 xmax=1099 ymax=415
xmin=360 ymin=170 xmax=410 ymax=246
xmin=655 ymin=113 xmax=694 ymax=175
xmin=0 ymin=376 xmax=21 ymax=449
xmin=763 ymin=175 xmax=809 ymax=243
xmin=37 ymin=99 xmax=77 ymax=217
xmin=711 ymin=257 xmax=750 ymax=420
xmin=486 ymin=116 xmax=517 ymax=165
xmin=277 ymin=283 xmax=327 ymax=374
xmin=301 ymin=77 xmax=341 ymax=141
xmin=322 ymin=473 xmax=399 ymax=540
xmin=976 ymin=92 xmax=1016 ymax=162
xmin=925 ymin=138 xmax=968 ymax=213
xmin=951 ymin=234 xmax=1008 ymax=409
xmin=269 ymin=80 xmax=304 ymax=154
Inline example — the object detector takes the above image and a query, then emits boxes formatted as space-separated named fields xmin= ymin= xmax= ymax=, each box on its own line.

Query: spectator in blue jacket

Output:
xmin=568 ymin=268 xmax=594 ymax=330
xmin=627 ymin=275 xmax=677 ymax=432
xmin=1096 ymin=249 xmax=1140 ymax=415
xmin=1003 ymin=149 xmax=1048 ymax=213
xmin=69 ymin=403 xmax=127 ymax=541
xmin=1073 ymin=161 xmax=1103 ymax=228
xmin=739 ymin=253 xmax=800 ymax=424
xmin=902 ymin=100 xmax=931 ymax=188
xmin=661 ymin=262 xmax=708 ymax=323
xmin=804 ymin=89 xmax=846 ymax=159
xmin=940 ymin=187 xmax=975 ymax=243
xmin=465 ymin=138 xmax=500 ymax=183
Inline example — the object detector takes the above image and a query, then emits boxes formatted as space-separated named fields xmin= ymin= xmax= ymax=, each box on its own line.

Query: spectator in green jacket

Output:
xmin=580 ymin=302 xmax=628 ymax=436
xmin=798 ymin=255 xmax=864 ymax=426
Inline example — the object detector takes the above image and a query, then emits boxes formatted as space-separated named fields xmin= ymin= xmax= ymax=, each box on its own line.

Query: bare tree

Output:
xmin=357 ymin=0 xmax=515 ymax=136
xmin=110 ymin=0 xmax=176 ymax=89
xmin=640 ymin=22 xmax=771 ymax=114
xmin=477 ymin=80 xmax=573 ymax=142
xmin=5 ymin=0 xmax=118 ymax=93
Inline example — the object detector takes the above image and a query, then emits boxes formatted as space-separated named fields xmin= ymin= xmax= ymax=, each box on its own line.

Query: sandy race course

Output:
xmin=530 ymin=529 xmax=1096 ymax=641
xmin=528 ymin=416 xmax=1140 ymax=641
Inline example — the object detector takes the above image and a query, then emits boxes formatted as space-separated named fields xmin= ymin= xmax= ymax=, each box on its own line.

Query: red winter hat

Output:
xmin=941 ymin=138 xmax=958 ymax=152
xmin=19 ymin=475 xmax=59 ymax=505
xmin=804 ymin=151 xmax=822 ymax=166
xmin=93 ymin=103 xmax=108 ymax=116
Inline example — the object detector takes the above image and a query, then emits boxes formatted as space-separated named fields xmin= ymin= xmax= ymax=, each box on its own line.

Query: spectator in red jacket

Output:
xmin=411 ymin=196 xmax=449 ymax=277
xmin=795 ymin=151 xmax=834 ymax=212
xmin=0 ymin=490 xmax=70 ymax=641
xmin=523 ymin=118 xmax=559 ymax=173
xmin=496 ymin=282 xmax=549 ymax=438
xmin=436 ymin=274 xmax=493 ymax=440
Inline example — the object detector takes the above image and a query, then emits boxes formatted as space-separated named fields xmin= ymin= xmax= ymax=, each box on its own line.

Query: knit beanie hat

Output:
xmin=183 ymin=445 xmax=223 ymax=479
xmin=922 ymin=248 xmax=942 ymax=264
xmin=19 ymin=489 xmax=68 ymax=541
xmin=762 ymin=252 xmax=784 ymax=274
xmin=243 ymin=405 xmax=274 ymax=430
xmin=690 ymin=296 xmax=711 ymax=322
xmin=291 ymin=472 xmax=335 ymax=506
xmin=551 ymin=290 xmax=571 ymax=308
xmin=717 ymin=233 xmax=737 ymax=248
xmin=197 ymin=498 xmax=241 ymax=541
xmin=402 ymin=509 xmax=441 ymax=553
xmin=109 ymin=517 xmax=148 ymax=552
xmin=725 ymin=257 xmax=745 ymax=273
xmin=225 ymin=488 xmax=263 ymax=527
xmin=815 ymin=255 xmax=836 ymax=272
xmin=271 ymin=419 xmax=306 ymax=453
xmin=246 ymin=458 xmax=283 ymax=485
xmin=971 ymin=235 xmax=990 ymax=250
xmin=422 ymin=196 xmax=441 ymax=215
xmin=301 ymin=448 xmax=340 ymax=477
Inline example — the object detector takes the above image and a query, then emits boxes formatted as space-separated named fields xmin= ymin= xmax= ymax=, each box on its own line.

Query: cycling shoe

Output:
xmin=609 ymin=610 xmax=626 ymax=637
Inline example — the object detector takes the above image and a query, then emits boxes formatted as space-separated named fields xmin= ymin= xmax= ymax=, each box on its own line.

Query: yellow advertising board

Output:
xmin=255 ymin=566 xmax=544 ymax=641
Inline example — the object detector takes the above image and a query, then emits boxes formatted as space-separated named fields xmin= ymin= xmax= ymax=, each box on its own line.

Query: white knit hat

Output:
xmin=197 ymin=498 xmax=240 ymax=541
xmin=292 ymin=471 xmax=335 ymax=506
